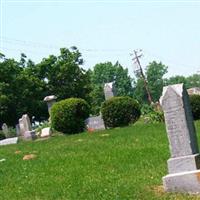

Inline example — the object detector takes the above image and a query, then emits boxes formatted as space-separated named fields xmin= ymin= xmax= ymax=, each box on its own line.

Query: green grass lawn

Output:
xmin=1 ymin=122 xmax=200 ymax=200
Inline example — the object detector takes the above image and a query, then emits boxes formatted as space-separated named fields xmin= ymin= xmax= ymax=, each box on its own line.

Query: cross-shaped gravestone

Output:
xmin=160 ymin=83 xmax=200 ymax=194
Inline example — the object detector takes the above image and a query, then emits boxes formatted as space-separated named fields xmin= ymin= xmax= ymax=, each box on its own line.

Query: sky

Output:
xmin=1 ymin=0 xmax=200 ymax=78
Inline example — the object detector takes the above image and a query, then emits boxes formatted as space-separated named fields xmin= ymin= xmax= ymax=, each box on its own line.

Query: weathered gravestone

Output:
xmin=160 ymin=83 xmax=200 ymax=194
xmin=85 ymin=116 xmax=105 ymax=131
xmin=19 ymin=114 xmax=35 ymax=140
xmin=1 ymin=123 xmax=8 ymax=137
xmin=104 ymin=82 xmax=116 ymax=100
xmin=44 ymin=95 xmax=57 ymax=114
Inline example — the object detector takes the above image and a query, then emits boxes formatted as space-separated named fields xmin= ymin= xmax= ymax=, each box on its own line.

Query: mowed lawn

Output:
xmin=1 ymin=122 xmax=200 ymax=200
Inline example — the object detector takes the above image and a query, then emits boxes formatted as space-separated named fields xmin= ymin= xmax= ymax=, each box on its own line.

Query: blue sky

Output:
xmin=1 ymin=0 xmax=200 ymax=78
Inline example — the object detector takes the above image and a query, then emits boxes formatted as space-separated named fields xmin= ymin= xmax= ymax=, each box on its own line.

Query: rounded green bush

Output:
xmin=189 ymin=95 xmax=200 ymax=120
xmin=50 ymin=98 xmax=90 ymax=134
xmin=101 ymin=96 xmax=141 ymax=128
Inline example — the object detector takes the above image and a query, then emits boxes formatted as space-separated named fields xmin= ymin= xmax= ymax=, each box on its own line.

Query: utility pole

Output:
xmin=131 ymin=50 xmax=153 ymax=104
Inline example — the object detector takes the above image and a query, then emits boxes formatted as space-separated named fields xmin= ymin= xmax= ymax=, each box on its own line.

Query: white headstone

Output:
xmin=104 ymin=82 xmax=116 ymax=100
xmin=19 ymin=114 xmax=33 ymax=140
xmin=160 ymin=84 xmax=200 ymax=194
xmin=41 ymin=127 xmax=51 ymax=138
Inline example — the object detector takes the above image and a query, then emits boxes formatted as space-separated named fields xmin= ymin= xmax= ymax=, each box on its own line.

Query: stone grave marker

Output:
xmin=19 ymin=114 xmax=35 ymax=140
xmin=160 ymin=83 xmax=200 ymax=194
xmin=85 ymin=116 xmax=105 ymax=131
xmin=1 ymin=123 xmax=8 ymax=137
xmin=104 ymin=82 xmax=116 ymax=100
xmin=15 ymin=124 xmax=20 ymax=136
xmin=0 ymin=137 xmax=18 ymax=146
xmin=44 ymin=95 xmax=57 ymax=114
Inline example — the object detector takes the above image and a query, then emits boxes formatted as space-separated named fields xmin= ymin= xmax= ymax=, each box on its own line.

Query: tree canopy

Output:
xmin=89 ymin=61 xmax=134 ymax=114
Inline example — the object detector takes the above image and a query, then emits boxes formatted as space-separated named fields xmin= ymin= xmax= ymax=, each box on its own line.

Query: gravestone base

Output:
xmin=163 ymin=170 xmax=200 ymax=194
xmin=22 ymin=130 xmax=37 ymax=140
xmin=167 ymin=154 xmax=200 ymax=174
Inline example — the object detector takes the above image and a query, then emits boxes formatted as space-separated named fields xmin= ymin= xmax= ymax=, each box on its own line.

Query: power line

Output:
xmin=1 ymin=37 xmax=131 ymax=53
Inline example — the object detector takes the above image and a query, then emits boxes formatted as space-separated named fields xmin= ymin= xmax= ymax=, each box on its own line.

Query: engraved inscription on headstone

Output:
xmin=160 ymin=83 xmax=200 ymax=194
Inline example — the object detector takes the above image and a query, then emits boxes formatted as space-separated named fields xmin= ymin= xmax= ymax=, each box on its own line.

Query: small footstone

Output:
xmin=41 ymin=127 xmax=51 ymax=138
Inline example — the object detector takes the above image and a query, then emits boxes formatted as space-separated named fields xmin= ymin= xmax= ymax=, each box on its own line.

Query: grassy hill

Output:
xmin=1 ymin=122 xmax=200 ymax=200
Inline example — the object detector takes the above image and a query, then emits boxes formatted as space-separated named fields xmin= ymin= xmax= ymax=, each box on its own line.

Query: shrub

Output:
xmin=35 ymin=121 xmax=50 ymax=133
xmin=143 ymin=110 xmax=164 ymax=124
xmin=189 ymin=95 xmax=200 ymax=120
xmin=5 ymin=127 xmax=16 ymax=138
xmin=141 ymin=104 xmax=154 ymax=115
xmin=0 ymin=131 xmax=6 ymax=140
xmin=51 ymin=98 xmax=90 ymax=134
xmin=101 ymin=96 xmax=141 ymax=128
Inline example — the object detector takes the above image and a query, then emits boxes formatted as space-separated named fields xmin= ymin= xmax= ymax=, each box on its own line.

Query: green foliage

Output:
xmin=2 ymin=123 xmax=200 ymax=199
xmin=90 ymin=62 xmax=134 ymax=114
xmin=101 ymin=96 xmax=141 ymax=128
xmin=134 ymin=61 xmax=168 ymax=103
xmin=35 ymin=48 xmax=91 ymax=101
xmin=186 ymin=74 xmax=200 ymax=88
xmin=0 ymin=130 xmax=6 ymax=140
xmin=189 ymin=95 xmax=200 ymax=120
xmin=4 ymin=127 xmax=17 ymax=138
xmin=143 ymin=111 xmax=164 ymax=124
xmin=0 ymin=48 xmax=91 ymax=126
xmin=146 ymin=61 xmax=168 ymax=102
xmin=35 ymin=121 xmax=50 ymax=133
xmin=51 ymin=98 xmax=89 ymax=134
xmin=164 ymin=75 xmax=187 ymax=86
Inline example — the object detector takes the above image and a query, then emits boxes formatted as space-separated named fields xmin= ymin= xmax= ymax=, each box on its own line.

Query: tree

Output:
xmin=134 ymin=61 xmax=168 ymax=103
xmin=0 ymin=57 xmax=22 ymax=126
xmin=90 ymin=62 xmax=134 ymax=114
xmin=164 ymin=75 xmax=187 ymax=86
xmin=146 ymin=61 xmax=168 ymax=102
xmin=35 ymin=48 xmax=91 ymax=101
xmin=0 ymin=53 xmax=48 ymax=126
xmin=186 ymin=74 xmax=200 ymax=88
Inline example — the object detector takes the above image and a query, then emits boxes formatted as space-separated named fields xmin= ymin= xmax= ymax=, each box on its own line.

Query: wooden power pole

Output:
xmin=131 ymin=50 xmax=153 ymax=104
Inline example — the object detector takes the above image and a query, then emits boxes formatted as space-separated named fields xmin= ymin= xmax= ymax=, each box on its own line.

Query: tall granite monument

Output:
xmin=160 ymin=83 xmax=200 ymax=194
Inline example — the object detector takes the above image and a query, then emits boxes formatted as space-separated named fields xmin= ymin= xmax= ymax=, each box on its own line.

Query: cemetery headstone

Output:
xmin=41 ymin=127 xmax=51 ymax=138
xmin=160 ymin=83 xmax=200 ymax=194
xmin=85 ymin=116 xmax=105 ymax=131
xmin=44 ymin=95 xmax=57 ymax=114
xmin=2 ymin=123 xmax=8 ymax=137
xmin=104 ymin=82 xmax=116 ymax=100
xmin=15 ymin=124 xmax=20 ymax=136
xmin=19 ymin=114 xmax=35 ymax=140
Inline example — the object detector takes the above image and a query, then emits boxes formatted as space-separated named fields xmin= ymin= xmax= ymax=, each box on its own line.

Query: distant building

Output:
xmin=187 ymin=87 xmax=200 ymax=95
